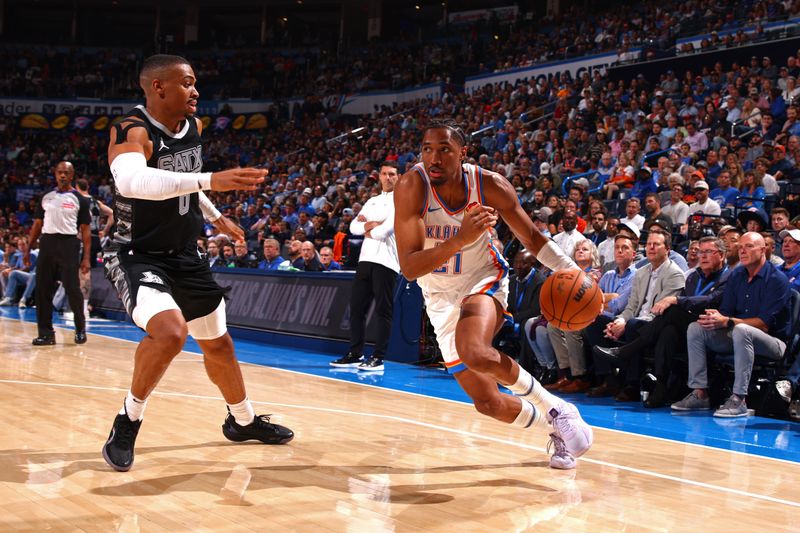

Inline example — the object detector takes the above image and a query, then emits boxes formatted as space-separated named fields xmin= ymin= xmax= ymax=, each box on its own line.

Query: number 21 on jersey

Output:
xmin=433 ymin=242 xmax=462 ymax=275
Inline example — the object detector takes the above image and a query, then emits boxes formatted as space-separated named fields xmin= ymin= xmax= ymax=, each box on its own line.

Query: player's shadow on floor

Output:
xmin=1 ymin=443 xmax=554 ymax=488
xmin=88 ymin=461 xmax=559 ymax=505
xmin=0 ymin=441 xmax=266 ymax=483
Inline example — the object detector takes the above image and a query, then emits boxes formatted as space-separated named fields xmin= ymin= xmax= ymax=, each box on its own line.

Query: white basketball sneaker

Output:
xmin=547 ymin=400 xmax=593 ymax=458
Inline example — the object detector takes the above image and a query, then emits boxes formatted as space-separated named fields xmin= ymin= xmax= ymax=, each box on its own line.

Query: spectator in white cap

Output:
xmin=687 ymin=180 xmax=721 ymax=223
xmin=532 ymin=207 xmax=551 ymax=238
xmin=297 ymin=188 xmax=316 ymax=216
xmin=339 ymin=207 xmax=355 ymax=231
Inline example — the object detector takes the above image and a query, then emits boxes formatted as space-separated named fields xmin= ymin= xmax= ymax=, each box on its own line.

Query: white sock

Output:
xmin=511 ymin=399 xmax=549 ymax=430
xmin=228 ymin=398 xmax=255 ymax=426
xmin=507 ymin=367 xmax=559 ymax=414
xmin=506 ymin=367 xmax=534 ymax=396
xmin=120 ymin=392 xmax=146 ymax=422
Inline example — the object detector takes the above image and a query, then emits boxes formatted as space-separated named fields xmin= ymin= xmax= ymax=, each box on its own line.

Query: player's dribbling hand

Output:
xmin=210 ymin=167 xmax=267 ymax=192
xmin=458 ymin=204 xmax=497 ymax=246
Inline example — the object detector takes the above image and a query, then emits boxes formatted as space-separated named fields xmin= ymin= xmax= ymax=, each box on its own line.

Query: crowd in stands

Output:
xmin=3 ymin=39 xmax=800 ymax=416
xmin=3 ymin=1 xmax=800 ymax=100
xmin=0 ymin=46 xmax=141 ymax=99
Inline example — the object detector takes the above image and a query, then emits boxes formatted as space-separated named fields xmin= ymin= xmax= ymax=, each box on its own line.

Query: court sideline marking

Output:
xmin=0 ymin=377 xmax=798 ymax=510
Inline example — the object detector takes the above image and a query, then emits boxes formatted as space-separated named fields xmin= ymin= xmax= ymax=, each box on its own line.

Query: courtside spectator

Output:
xmin=319 ymin=246 xmax=341 ymax=271
xmin=257 ymin=239 xmax=285 ymax=271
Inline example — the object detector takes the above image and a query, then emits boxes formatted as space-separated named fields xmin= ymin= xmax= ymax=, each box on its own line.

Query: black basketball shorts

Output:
xmin=105 ymin=246 xmax=228 ymax=327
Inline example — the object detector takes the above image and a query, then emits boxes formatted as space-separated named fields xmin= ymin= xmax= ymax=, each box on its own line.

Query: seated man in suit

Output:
xmin=672 ymin=232 xmax=790 ymax=417
xmin=585 ymin=228 xmax=685 ymax=401
xmin=593 ymin=236 xmax=731 ymax=407
xmin=506 ymin=249 xmax=554 ymax=383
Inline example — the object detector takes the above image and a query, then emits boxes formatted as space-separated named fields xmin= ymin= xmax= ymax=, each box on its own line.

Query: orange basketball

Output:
xmin=539 ymin=269 xmax=603 ymax=331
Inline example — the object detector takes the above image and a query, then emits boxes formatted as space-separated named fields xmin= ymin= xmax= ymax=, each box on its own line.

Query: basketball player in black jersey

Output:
xmin=101 ymin=54 xmax=293 ymax=472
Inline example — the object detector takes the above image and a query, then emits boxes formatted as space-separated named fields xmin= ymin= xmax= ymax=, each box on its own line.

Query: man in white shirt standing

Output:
xmin=330 ymin=161 xmax=400 ymax=372
xmin=687 ymin=180 xmax=721 ymax=224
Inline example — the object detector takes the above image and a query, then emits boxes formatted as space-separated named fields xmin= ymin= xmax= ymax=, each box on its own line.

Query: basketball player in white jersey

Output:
xmin=394 ymin=120 xmax=593 ymax=469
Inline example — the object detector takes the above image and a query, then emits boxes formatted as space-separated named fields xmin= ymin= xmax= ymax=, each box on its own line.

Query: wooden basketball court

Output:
xmin=0 ymin=316 xmax=798 ymax=531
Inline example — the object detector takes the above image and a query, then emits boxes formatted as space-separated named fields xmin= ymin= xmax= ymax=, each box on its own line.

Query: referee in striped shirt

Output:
xmin=26 ymin=161 xmax=91 ymax=345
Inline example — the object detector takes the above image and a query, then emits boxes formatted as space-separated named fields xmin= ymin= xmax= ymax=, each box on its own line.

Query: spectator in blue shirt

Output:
xmin=319 ymin=246 xmax=342 ymax=271
xmin=674 ymin=232 xmax=790 ymax=417
xmin=297 ymin=189 xmax=317 ymax=216
xmin=630 ymin=167 xmax=658 ymax=203
xmin=596 ymin=236 xmax=731 ymax=407
xmin=767 ymin=144 xmax=794 ymax=181
xmin=283 ymin=202 xmax=299 ymax=231
xmin=597 ymin=234 xmax=637 ymax=317
xmin=709 ymin=170 xmax=740 ymax=209
xmin=239 ymin=204 xmax=260 ymax=233
xmin=257 ymin=239 xmax=286 ymax=271
xmin=0 ymin=236 xmax=36 ymax=306
xmin=778 ymin=228 xmax=800 ymax=291
xmin=736 ymin=170 xmax=766 ymax=210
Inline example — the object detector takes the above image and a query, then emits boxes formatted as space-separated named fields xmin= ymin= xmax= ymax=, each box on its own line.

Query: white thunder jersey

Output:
xmin=414 ymin=162 xmax=510 ymax=373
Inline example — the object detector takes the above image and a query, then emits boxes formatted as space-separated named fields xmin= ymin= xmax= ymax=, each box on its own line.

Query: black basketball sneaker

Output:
xmin=32 ymin=334 xmax=56 ymax=346
xmin=102 ymin=408 xmax=142 ymax=472
xmin=329 ymin=352 xmax=364 ymax=367
xmin=222 ymin=412 xmax=294 ymax=444
xmin=357 ymin=355 xmax=384 ymax=372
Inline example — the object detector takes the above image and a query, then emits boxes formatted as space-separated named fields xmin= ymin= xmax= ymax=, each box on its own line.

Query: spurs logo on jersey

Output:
xmin=414 ymin=162 xmax=509 ymax=295
xmin=157 ymin=146 xmax=202 ymax=173
xmin=139 ymin=271 xmax=165 ymax=285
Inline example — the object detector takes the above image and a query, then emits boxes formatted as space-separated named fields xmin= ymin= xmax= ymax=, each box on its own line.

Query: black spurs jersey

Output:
xmin=110 ymin=105 xmax=204 ymax=254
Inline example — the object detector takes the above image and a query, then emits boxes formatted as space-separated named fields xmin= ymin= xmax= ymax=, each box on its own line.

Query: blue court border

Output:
xmin=4 ymin=308 xmax=799 ymax=463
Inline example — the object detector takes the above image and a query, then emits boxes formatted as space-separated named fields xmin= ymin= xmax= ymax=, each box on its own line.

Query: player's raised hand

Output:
xmin=458 ymin=204 xmax=497 ymax=246
xmin=210 ymin=167 xmax=267 ymax=192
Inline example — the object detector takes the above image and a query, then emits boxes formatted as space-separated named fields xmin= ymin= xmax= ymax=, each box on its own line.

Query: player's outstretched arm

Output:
xmin=108 ymin=123 xmax=265 ymax=201
xmin=482 ymin=170 xmax=577 ymax=271
xmin=394 ymin=170 xmax=495 ymax=281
